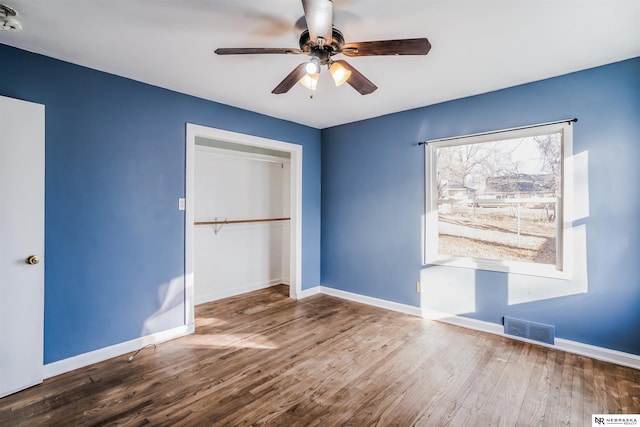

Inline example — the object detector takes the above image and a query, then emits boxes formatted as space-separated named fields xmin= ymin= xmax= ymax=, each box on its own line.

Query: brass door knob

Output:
xmin=26 ymin=255 xmax=40 ymax=265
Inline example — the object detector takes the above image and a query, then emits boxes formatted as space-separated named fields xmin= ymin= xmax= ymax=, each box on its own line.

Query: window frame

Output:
xmin=424 ymin=122 xmax=573 ymax=279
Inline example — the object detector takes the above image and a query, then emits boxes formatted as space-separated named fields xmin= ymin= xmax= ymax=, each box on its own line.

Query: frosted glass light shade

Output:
xmin=329 ymin=62 xmax=351 ymax=86
xmin=299 ymin=73 xmax=319 ymax=90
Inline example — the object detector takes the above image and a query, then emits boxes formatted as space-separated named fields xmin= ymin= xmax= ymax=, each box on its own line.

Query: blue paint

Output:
xmin=321 ymin=115 xmax=425 ymax=307
xmin=2 ymin=40 xmax=638 ymax=360
xmin=322 ymin=57 xmax=640 ymax=355
xmin=0 ymin=43 xmax=321 ymax=363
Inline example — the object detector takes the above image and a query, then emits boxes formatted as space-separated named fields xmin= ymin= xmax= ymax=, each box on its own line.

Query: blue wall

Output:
xmin=322 ymin=58 xmax=640 ymax=355
xmin=2 ymin=40 xmax=638 ymax=362
xmin=0 ymin=43 xmax=322 ymax=363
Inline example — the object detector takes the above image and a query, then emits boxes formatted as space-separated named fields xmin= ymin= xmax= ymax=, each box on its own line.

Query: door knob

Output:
xmin=26 ymin=255 xmax=40 ymax=265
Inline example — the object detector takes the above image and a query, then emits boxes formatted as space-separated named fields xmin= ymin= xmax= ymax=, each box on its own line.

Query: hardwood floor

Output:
xmin=1 ymin=285 xmax=639 ymax=426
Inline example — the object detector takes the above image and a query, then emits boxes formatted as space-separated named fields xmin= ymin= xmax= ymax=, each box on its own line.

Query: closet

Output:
xmin=193 ymin=138 xmax=291 ymax=304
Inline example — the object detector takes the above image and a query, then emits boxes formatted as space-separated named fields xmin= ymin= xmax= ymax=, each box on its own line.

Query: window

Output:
xmin=425 ymin=122 xmax=573 ymax=278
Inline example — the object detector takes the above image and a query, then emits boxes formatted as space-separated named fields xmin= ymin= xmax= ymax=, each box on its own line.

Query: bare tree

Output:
xmin=437 ymin=143 xmax=490 ymax=188
xmin=437 ymin=139 xmax=524 ymax=198
xmin=534 ymin=134 xmax=561 ymax=196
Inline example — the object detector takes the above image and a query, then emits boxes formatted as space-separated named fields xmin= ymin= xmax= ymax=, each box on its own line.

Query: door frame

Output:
xmin=184 ymin=124 xmax=303 ymax=330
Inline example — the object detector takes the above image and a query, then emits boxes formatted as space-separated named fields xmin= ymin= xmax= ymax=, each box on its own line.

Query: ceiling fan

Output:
xmin=215 ymin=0 xmax=431 ymax=95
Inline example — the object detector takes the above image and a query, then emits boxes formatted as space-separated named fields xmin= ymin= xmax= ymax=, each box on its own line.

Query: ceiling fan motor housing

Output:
xmin=299 ymin=28 xmax=345 ymax=65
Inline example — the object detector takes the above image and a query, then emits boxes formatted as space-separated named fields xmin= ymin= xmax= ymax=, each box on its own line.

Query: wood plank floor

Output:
xmin=1 ymin=285 xmax=639 ymax=426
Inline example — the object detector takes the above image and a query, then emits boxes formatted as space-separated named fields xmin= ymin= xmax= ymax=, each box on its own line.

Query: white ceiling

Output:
xmin=1 ymin=1 xmax=639 ymax=129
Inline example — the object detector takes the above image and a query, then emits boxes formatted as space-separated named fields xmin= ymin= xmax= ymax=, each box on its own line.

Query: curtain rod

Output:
xmin=417 ymin=117 xmax=577 ymax=146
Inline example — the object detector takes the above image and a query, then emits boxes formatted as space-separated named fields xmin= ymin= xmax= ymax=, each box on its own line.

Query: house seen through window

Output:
xmin=425 ymin=122 xmax=572 ymax=278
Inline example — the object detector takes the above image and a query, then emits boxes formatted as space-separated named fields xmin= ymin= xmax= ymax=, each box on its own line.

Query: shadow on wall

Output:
xmin=420 ymin=150 xmax=590 ymax=317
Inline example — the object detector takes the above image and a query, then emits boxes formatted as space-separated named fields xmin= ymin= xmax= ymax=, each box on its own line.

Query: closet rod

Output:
xmin=194 ymin=217 xmax=290 ymax=226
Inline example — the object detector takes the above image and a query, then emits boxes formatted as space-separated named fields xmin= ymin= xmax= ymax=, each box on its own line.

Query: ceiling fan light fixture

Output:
xmin=299 ymin=72 xmax=319 ymax=91
xmin=215 ymin=1 xmax=431 ymax=95
xmin=329 ymin=62 xmax=351 ymax=86
xmin=304 ymin=57 xmax=320 ymax=74
xmin=0 ymin=3 xmax=21 ymax=31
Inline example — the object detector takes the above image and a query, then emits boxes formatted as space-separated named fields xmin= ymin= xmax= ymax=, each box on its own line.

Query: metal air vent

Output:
xmin=504 ymin=316 xmax=555 ymax=345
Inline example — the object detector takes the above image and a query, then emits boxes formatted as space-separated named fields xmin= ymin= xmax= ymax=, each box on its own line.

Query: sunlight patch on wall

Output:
xmin=420 ymin=265 xmax=476 ymax=316
xmin=507 ymin=151 xmax=590 ymax=305
xmin=571 ymin=151 xmax=590 ymax=221
xmin=141 ymin=276 xmax=185 ymax=336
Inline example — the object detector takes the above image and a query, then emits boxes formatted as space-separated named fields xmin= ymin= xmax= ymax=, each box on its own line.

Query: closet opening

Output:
xmin=184 ymin=124 xmax=303 ymax=330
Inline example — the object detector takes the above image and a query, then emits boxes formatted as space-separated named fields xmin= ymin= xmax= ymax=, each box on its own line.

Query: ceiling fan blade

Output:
xmin=341 ymin=38 xmax=431 ymax=56
xmin=215 ymin=48 xmax=303 ymax=55
xmin=301 ymin=0 xmax=333 ymax=44
xmin=333 ymin=60 xmax=377 ymax=95
xmin=272 ymin=64 xmax=308 ymax=94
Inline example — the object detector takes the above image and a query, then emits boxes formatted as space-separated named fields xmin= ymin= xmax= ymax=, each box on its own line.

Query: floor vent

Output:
xmin=504 ymin=316 xmax=555 ymax=345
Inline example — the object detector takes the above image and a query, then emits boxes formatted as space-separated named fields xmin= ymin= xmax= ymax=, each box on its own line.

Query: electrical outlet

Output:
xmin=416 ymin=281 xmax=422 ymax=294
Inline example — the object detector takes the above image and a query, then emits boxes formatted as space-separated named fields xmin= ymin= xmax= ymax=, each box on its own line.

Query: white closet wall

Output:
xmin=194 ymin=145 xmax=290 ymax=304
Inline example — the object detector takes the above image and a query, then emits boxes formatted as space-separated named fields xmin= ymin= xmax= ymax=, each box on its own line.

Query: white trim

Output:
xmin=43 ymin=325 xmax=191 ymax=379
xmin=185 ymin=123 xmax=303 ymax=305
xmin=185 ymin=127 xmax=196 ymax=330
xmin=319 ymin=286 xmax=423 ymax=317
xmin=425 ymin=257 xmax=570 ymax=280
xmin=424 ymin=121 xmax=574 ymax=279
xmin=43 ymin=287 xmax=640 ymax=379
xmin=194 ymin=144 xmax=291 ymax=166
xmin=422 ymin=309 xmax=640 ymax=370
xmin=296 ymin=286 xmax=322 ymax=299
xmin=297 ymin=286 xmax=421 ymax=316
xmin=554 ymin=338 xmax=640 ymax=370
xmin=289 ymin=144 xmax=303 ymax=300
xmin=422 ymin=308 xmax=504 ymax=333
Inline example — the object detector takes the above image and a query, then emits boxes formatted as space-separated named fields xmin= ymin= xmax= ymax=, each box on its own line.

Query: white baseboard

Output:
xmin=45 ymin=280 xmax=284 ymax=379
xmin=44 ymin=287 xmax=639 ymax=380
xmin=297 ymin=288 xmax=640 ymax=369
xmin=195 ymin=278 xmax=286 ymax=305
xmin=43 ymin=324 xmax=193 ymax=379
xmin=296 ymin=286 xmax=322 ymax=299
xmin=318 ymin=286 xmax=423 ymax=317
xmin=554 ymin=338 xmax=640 ymax=370
xmin=422 ymin=309 xmax=504 ymax=334
xmin=422 ymin=308 xmax=640 ymax=370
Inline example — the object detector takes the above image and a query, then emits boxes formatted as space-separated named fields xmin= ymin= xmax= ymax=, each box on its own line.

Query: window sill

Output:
xmin=425 ymin=256 xmax=571 ymax=280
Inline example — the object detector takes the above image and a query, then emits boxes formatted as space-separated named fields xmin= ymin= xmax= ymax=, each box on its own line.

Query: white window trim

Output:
xmin=424 ymin=122 xmax=573 ymax=280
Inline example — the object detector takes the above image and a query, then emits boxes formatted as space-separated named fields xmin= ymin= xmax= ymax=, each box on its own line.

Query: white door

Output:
xmin=0 ymin=95 xmax=45 ymax=398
